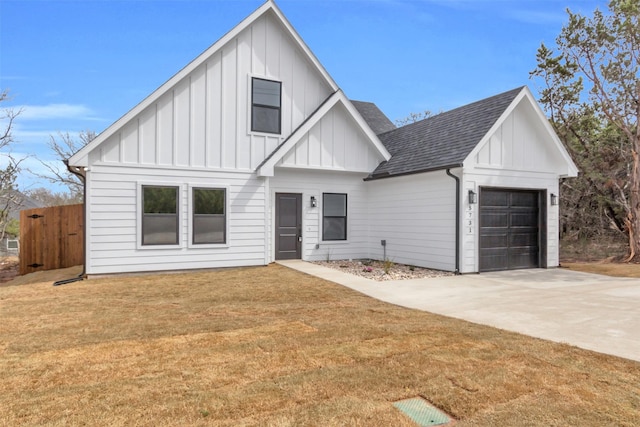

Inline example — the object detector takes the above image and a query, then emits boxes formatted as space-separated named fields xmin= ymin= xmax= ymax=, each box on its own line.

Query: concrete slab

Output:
xmin=278 ymin=260 xmax=640 ymax=362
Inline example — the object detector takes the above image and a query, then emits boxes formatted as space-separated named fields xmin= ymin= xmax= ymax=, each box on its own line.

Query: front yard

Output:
xmin=1 ymin=264 xmax=639 ymax=426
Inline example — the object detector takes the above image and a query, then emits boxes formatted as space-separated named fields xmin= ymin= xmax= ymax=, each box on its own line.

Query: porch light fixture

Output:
xmin=551 ymin=193 xmax=558 ymax=206
xmin=310 ymin=196 xmax=317 ymax=208
xmin=468 ymin=189 xmax=478 ymax=204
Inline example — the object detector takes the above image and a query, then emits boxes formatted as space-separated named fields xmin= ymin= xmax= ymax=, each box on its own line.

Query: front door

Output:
xmin=275 ymin=193 xmax=302 ymax=260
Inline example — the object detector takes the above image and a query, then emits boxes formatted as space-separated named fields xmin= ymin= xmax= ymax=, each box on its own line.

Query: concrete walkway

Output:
xmin=278 ymin=260 xmax=640 ymax=362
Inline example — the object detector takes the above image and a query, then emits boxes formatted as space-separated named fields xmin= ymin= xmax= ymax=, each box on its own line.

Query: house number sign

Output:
xmin=466 ymin=204 xmax=474 ymax=235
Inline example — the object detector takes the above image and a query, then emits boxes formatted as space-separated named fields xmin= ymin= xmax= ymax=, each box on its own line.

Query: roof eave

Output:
xmin=257 ymin=91 xmax=391 ymax=177
xmin=364 ymin=163 xmax=464 ymax=181
xmin=69 ymin=0 xmax=339 ymax=167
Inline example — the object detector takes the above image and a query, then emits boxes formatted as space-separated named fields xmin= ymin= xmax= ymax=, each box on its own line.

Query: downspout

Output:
xmin=53 ymin=160 xmax=87 ymax=286
xmin=445 ymin=168 xmax=461 ymax=275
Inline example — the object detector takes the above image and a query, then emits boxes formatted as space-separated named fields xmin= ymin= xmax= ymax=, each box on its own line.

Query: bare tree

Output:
xmin=25 ymin=187 xmax=82 ymax=207
xmin=0 ymin=90 xmax=24 ymax=242
xmin=30 ymin=130 xmax=95 ymax=201
xmin=394 ymin=110 xmax=435 ymax=127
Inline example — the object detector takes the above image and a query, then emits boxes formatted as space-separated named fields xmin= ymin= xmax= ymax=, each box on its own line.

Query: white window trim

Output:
xmin=320 ymin=192 xmax=349 ymax=243
xmin=247 ymin=73 xmax=284 ymax=137
xmin=187 ymin=184 xmax=230 ymax=249
xmin=136 ymin=182 xmax=183 ymax=250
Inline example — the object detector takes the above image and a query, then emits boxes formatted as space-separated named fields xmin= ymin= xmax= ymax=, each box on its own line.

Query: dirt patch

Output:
xmin=312 ymin=259 xmax=453 ymax=281
xmin=1 ymin=264 xmax=83 ymax=287
xmin=0 ymin=257 xmax=19 ymax=284
xmin=560 ymin=237 xmax=628 ymax=263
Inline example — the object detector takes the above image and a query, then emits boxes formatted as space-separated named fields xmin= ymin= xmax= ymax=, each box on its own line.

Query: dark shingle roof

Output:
xmin=368 ymin=86 xmax=524 ymax=180
xmin=351 ymin=100 xmax=396 ymax=135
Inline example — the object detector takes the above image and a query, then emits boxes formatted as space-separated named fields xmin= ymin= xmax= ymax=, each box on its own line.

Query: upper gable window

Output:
xmin=252 ymin=78 xmax=281 ymax=134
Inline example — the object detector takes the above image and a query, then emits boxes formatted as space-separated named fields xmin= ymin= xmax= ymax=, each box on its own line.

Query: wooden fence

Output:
xmin=20 ymin=204 xmax=84 ymax=275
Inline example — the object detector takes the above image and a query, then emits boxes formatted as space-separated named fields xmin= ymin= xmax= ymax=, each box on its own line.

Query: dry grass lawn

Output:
xmin=562 ymin=261 xmax=640 ymax=278
xmin=1 ymin=264 xmax=639 ymax=426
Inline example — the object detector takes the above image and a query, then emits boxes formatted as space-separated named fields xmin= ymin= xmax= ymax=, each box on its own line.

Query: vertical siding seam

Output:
xmin=118 ymin=132 xmax=123 ymax=163
xmin=302 ymin=62 xmax=308 ymax=121
xmin=249 ymin=24 xmax=254 ymax=168
xmin=235 ymin=37 xmax=241 ymax=170
xmin=154 ymin=103 xmax=159 ymax=165
xmin=331 ymin=109 xmax=335 ymax=168
xmin=220 ymin=49 xmax=226 ymax=169
xmin=172 ymin=89 xmax=177 ymax=167
xmin=188 ymin=75 xmax=193 ymax=167
xmin=290 ymin=50 xmax=296 ymax=138
xmin=204 ymin=62 xmax=209 ymax=169
xmin=137 ymin=117 xmax=142 ymax=164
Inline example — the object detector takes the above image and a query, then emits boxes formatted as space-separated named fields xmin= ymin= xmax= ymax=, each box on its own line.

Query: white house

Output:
xmin=68 ymin=0 xmax=577 ymax=276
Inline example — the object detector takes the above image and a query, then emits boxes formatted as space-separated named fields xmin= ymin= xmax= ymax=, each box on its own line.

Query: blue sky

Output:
xmin=1 ymin=0 xmax=606 ymax=192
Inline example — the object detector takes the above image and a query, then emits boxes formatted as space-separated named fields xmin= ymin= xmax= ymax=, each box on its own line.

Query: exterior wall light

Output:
xmin=551 ymin=193 xmax=558 ymax=206
xmin=468 ymin=189 xmax=478 ymax=204
xmin=310 ymin=196 xmax=317 ymax=208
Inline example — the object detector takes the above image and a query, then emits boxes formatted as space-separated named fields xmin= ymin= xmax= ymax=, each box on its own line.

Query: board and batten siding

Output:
xmin=462 ymin=169 xmax=560 ymax=274
xmin=473 ymin=100 xmax=567 ymax=173
xmin=366 ymin=171 xmax=457 ymax=271
xmin=88 ymin=11 xmax=333 ymax=172
xmin=462 ymin=98 xmax=567 ymax=273
xmin=278 ymin=103 xmax=385 ymax=173
xmin=268 ymin=169 xmax=371 ymax=262
xmin=84 ymin=164 xmax=266 ymax=275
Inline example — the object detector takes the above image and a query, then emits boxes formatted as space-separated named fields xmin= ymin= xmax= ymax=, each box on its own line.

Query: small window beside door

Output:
xmin=323 ymin=193 xmax=347 ymax=241
xmin=251 ymin=78 xmax=281 ymax=134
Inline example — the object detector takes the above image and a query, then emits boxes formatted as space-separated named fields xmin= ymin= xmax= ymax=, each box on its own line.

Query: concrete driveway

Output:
xmin=279 ymin=261 xmax=640 ymax=362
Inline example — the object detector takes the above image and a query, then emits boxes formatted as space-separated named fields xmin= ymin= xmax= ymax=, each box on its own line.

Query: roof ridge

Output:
xmin=390 ymin=86 xmax=526 ymax=133
xmin=370 ymin=86 xmax=526 ymax=179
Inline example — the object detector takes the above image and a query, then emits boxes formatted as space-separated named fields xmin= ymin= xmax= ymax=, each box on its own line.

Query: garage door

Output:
xmin=479 ymin=189 xmax=540 ymax=272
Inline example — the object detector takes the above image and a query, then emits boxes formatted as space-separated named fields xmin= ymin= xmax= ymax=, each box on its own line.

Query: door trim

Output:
xmin=478 ymin=187 xmax=547 ymax=272
xmin=274 ymin=192 xmax=302 ymax=260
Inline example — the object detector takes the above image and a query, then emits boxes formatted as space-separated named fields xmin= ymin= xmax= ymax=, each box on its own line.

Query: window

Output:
xmin=142 ymin=186 xmax=179 ymax=245
xmin=252 ymin=77 xmax=281 ymax=134
xmin=323 ymin=193 xmax=347 ymax=241
xmin=192 ymin=187 xmax=226 ymax=244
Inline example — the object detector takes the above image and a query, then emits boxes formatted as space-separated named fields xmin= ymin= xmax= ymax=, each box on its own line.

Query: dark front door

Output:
xmin=275 ymin=193 xmax=302 ymax=260
xmin=479 ymin=189 xmax=540 ymax=272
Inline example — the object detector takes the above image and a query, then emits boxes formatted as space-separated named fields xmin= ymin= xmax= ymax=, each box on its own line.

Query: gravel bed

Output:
xmin=312 ymin=259 xmax=453 ymax=281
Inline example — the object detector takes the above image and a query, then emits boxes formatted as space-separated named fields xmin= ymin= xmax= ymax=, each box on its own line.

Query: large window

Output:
xmin=192 ymin=187 xmax=226 ymax=244
xmin=252 ymin=77 xmax=281 ymax=134
xmin=142 ymin=185 xmax=179 ymax=245
xmin=323 ymin=193 xmax=347 ymax=241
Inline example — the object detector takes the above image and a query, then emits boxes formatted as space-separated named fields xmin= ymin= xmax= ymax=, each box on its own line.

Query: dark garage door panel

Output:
xmin=480 ymin=189 xmax=540 ymax=272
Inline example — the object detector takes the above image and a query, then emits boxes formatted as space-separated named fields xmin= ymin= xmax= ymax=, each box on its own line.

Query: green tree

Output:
xmin=531 ymin=0 xmax=640 ymax=261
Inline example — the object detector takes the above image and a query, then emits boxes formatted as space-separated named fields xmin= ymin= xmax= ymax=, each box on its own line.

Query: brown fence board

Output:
xmin=20 ymin=204 xmax=83 ymax=275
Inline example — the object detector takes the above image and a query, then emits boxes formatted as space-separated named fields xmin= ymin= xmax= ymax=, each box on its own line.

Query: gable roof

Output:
xmin=367 ymin=87 xmax=524 ymax=179
xmin=351 ymin=101 xmax=396 ymax=135
xmin=68 ymin=0 xmax=339 ymax=167
xmin=257 ymin=91 xmax=391 ymax=177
